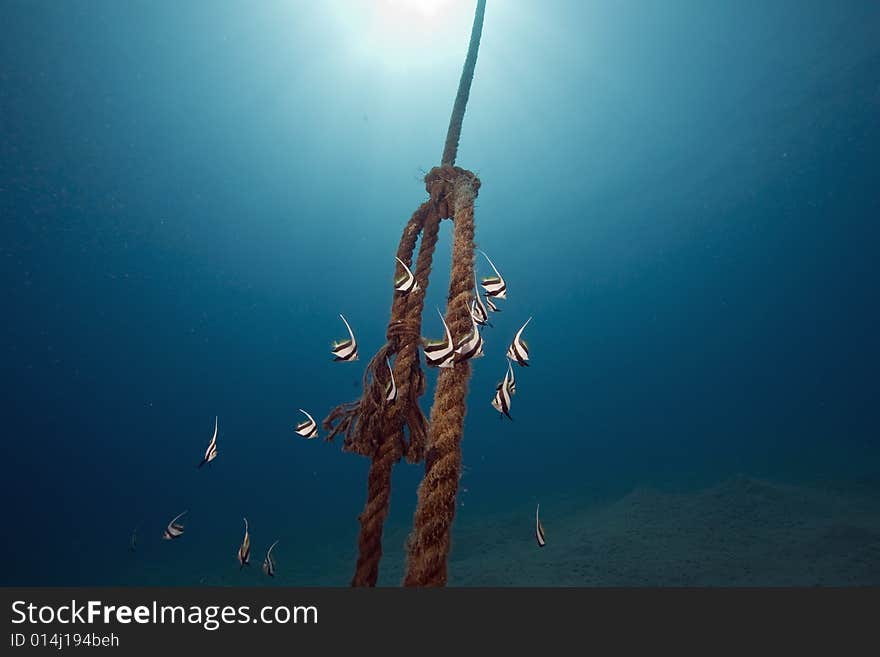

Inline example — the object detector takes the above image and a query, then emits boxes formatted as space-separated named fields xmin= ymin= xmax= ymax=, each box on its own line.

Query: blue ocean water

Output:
xmin=1 ymin=0 xmax=878 ymax=586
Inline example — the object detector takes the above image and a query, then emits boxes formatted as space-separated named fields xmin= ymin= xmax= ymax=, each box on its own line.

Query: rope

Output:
xmin=403 ymin=172 xmax=479 ymax=586
xmin=322 ymin=202 xmax=431 ymax=456
xmin=324 ymin=0 xmax=488 ymax=587
xmin=441 ymin=0 xmax=487 ymax=167
xmin=323 ymin=197 xmax=441 ymax=586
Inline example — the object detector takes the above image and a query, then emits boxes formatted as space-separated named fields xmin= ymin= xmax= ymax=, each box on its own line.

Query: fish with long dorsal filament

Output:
xmin=238 ymin=517 xmax=251 ymax=569
xmin=385 ymin=357 xmax=397 ymax=403
xmin=455 ymin=312 xmax=484 ymax=362
xmin=478 ymin=250 xmax=507 ymax=300
xmin=294 ymin=409 xmax=318 ymax=439
xmin=263 ymin=540 xmax=279 ymax=577
xmin=506 ymin=357 xmax=516 ymax=395
xmin=331 ymin=314 xmax=358 ymax=362
xmin=162 ymin=510 xmax=188 ymax=540
xmin=535 ymin=504 xmax=546 ymax=547
xmin=470 ymin=271 xmax=491 ymax=327
xmin=491 ymin=361 xmax=514 ymax=420
xmin=422 ymin=308 xmax=455 ymax=368
xmin=394 ymin=256 xmax=420 ymax=294
xmin=485 ymin=295 xmax=501 ymax=313
xmin=507 ymin=317 xmax=532 ymax=367
xmin=197 ymin=415 xmax=219 ymax=469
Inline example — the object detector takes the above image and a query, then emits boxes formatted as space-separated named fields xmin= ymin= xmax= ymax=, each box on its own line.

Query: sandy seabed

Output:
xmin=355 ymin=474 xmax=879 ymax=587
xmin=448 ymin=475 xmax=880 ymax=586
xmin=114 ymin=474 xmax=880 ymax=587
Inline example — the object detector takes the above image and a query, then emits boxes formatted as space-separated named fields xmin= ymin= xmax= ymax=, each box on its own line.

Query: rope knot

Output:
xmin=424 ymin=166 xmax=481 ymax=219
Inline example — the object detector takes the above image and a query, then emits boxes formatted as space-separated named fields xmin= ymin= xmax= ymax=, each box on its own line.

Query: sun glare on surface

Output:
xmin=379 ymin=0 xmax=453 ymax=18
xmin=327 ymin=0 xmax=471 ymax=73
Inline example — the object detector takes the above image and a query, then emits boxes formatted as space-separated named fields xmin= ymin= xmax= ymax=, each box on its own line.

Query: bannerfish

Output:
xmin=507 ymin=316 xmax=533 ymax=367
xmin=197 ymin=415 xmax=219 ymax=468
xmin=163 ymin=510 xmax=188 ymax=540
xmin=385 ymin=357 xmax=397 ymax=403
xmin=423 ymin=308 xmax=455 ymax=368
xmin=506 ymin=357 xmax=516 ymax=395
xmin=491 ymin=362 xmax=514 ymax=420
xmin=536 ymin=504 xmax=546 ymax=547
xmin=238 ymin=517 xmax=251 ymax=569
xmin=478 ymin=250 xmax=507 ymax=300
xmin=455 ymin=313 xmax=484 ymax=362
xmin=470 ymin=272 xmax=491 ymax=327
xmin=294 ymin=409 xmax=319 ymax=439
xmin=263 ymin=540 xmax=279 ymax=577
xmin=394 ymin=256 xmax=420 ymax=294
xmin=331 ymin=314 xmax=358 ymax=362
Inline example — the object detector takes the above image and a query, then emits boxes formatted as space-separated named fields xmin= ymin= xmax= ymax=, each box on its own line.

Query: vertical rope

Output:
xmin=349 ymin=436 xmax=399 ymax=586
xmin=348 ymin=209 xmax=441 ymax=586
xmin=325 ymin=0 xmax=488 ymax=586
xmin=403 ymin=173 xmax=478 ymax=586
xmin=441 ymin=0 xmax=487 ymax=167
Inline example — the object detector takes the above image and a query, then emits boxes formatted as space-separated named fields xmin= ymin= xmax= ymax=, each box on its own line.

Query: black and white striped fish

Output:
xmin=394 ymin=256 xmax=420 ymax=294
xmin=263 ymin=540 xmax=279 ymax=577
xmin=238 ymin=517 xmax=251 ymax=569
xmin=331 ymin=314 xmax=358 ymax=362
xmin=491 ymin=362 xmax=514 ymax=420
xmin=478 ymin=250 xmax=507 ymax=300
xmin=485 ymin=295 xmax=501 ymax=313
xmin=470 ymin=272 xmax=491 ymax=327
xmin=162 ymin=510 xmax=187 ymax=540
xmin=197 ymin=415 xmax=219 ymax=468
xmin=535 ymin=504 xmax=546 ymax=547
xmin=506 ymin=357 xmax=517 ymax=395
xmin=294 ymin=409 xmax=319 ymax=439
xmin=507 ymin=316 xmax=533 ymax=366
xmin=423 ymin=308 xmax=455 ymax=368
xmin=455 ymin=313 xmax=484 ymax=362
xmin=385 ymin=357 xmax=397 ymax=403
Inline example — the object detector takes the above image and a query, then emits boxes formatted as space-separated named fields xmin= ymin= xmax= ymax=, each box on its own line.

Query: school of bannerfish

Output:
xmin=150 ymin=250 xmax=545 ymax=580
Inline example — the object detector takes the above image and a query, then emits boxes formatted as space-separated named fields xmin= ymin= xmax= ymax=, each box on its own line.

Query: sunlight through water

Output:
xmin=326 ymin=0 xmax=473 ymax=73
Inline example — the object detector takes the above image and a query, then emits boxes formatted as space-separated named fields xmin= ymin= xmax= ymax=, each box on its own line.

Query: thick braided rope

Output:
xmin=342 ymin=200 xmax=440 ymax=586
xmin=349 ymin=435 xmax=399 ymax=586
xmin=322 ymin=202 xmax=431 ymax=454
xmin=403 ymin=173 xmax=478 ymax=586
xmin=327 ymin=167 xmax=475 ymax=586
xmin=325 ymin=0 xmax=487 ymax=588
xmin=348 ymin=208 xmax=441 ymax=586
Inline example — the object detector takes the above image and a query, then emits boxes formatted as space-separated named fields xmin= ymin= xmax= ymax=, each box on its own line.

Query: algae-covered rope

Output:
xmin=324 ymin=200 xmax=439 ymax=586
xmin=403 ymin=174 xmax=479 ymax=586
xmin=324 ymin=0 xmax=487 ymax=587
xmin=404 ymin=0 xmax=487 ymax=586
xmin=348 ymin=208 xmax=441 ymax=586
